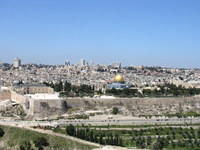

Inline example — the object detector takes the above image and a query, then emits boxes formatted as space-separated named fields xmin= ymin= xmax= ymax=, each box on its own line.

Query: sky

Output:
xmin=0 ymin=0 xmax=200 ymax=68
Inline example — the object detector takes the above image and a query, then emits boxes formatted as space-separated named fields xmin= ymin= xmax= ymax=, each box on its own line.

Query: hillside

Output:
xmin=0 ymin=125 xmax=97 ymax=150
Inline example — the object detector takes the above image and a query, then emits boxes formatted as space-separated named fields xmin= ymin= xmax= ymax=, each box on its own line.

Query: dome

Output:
xmin=113 ymin=74 xmax=125 ymax=83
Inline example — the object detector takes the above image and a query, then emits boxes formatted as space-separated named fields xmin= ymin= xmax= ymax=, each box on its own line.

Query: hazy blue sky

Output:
xmin=0 ymin=0 xmax=200 ymax=68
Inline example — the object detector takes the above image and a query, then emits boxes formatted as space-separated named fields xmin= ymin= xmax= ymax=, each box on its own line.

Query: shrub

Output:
xmin=33 ymin=137 xmax=49 ymax=150
xmin=0 ymin=128 xmax=5 ymax=137
xmin=19 ymin=141 xmax=31 ymax=150
xmin=112 ymin=107 xmax=119 ymax=115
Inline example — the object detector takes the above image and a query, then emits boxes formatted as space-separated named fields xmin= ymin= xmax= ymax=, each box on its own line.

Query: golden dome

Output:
xmin=113 ymin=74 xmax=125 ymax=83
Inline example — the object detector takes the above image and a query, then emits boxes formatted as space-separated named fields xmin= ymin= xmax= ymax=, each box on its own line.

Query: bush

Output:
xmin=33 ymin=137 xmax=49 ymax=150
xmin=19 ymin=141 xmax=31 ymax=150
xmin=112 ymin=107 xmax=119 ymax=115
xmin=0 ymin=128 xmax=5 ymax=137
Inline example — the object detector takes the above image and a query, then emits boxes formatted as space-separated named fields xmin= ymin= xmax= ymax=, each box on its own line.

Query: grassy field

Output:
xmin=0 ymin=125 xmax=97 ymax=150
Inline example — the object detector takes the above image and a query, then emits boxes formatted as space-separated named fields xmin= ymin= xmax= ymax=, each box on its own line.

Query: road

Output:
xmin=0 ymin=117 xmax=199 ymax=127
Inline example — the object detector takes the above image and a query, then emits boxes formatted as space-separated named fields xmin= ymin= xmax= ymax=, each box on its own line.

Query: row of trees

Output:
xmin=106 ymin=88 xmax=140 ymax=97
xmin=143 ymin=84 xmax=200 ymax=97
xmin=133 ymin=127 xmax=200 ymax=150
xmin=135 ymin=136 xmax=169 ymax=150
xmin=44 ymin=81 xmax=200 ymax=98
xmin=106 ymin=83 xmax=200 ymax=97
xmin=66 ymin=124 xmax=123 ymax=146
xmin=64 ymin=124 xmax=200 ymax=150
xmin=44 ymin=81 xmax=97 ymax=97
xmin=65 ymin=124 xmax=174 ymax=149
xmin=131 ymin=127 xmax=200 ymax=138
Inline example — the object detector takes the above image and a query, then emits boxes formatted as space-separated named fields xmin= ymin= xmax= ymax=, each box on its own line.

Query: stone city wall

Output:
xmin=28 ymin=99 xmax=67 ymax=118
xmin=10 ymin=91 xmax=27 ymax=104
xmin=65 ymin=96 xmax=200 ymax=116
xmin=0 ymin=90 xmax=11 ymax=100
xmin=0 ymin=89 xmax=67 ymax=118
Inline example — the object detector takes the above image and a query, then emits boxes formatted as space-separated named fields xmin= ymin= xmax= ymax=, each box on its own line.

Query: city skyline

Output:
xmin=0 ymin=57 xmax=199 ymax=69
xmin=0 ymin=0 xmax=200 ymax=68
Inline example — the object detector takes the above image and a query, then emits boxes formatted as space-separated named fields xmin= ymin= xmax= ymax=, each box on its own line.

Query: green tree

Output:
xmin=152 ymin=142 xmax=163 ymax=150
xmin=54 ymin=81 xmax=63 ymax=92
xmin=147 ymin=136 xmax=152 ymax=146
xmin=66 ymin=124 xmax=75 ymax=136
xmin=112 ymin=107 xmax=119 ymax=115
xmin=0 ymin=128 xmax=4 ymax=137
xmin=64 ymin=81 xmax=71 ymax=91
xmin=99 ymin=133 xmax=103 ymax=144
